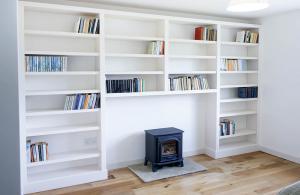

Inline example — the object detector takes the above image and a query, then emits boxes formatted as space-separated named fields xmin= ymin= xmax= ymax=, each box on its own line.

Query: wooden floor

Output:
xmin=32 ymin=152 xmax=300 ymax=195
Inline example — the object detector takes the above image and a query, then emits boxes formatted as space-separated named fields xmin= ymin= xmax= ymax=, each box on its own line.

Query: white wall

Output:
xmin=0 ymin=0 xmax=21 ymax=194
xmin=259 ymin=11 xmax=300 ymax=163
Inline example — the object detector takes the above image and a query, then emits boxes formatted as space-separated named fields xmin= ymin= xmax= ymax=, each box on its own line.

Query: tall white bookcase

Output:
xmin=18 ymin=1 xmax=260 ymax=193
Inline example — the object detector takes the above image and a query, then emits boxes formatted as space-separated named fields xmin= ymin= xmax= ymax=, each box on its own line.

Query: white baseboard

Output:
xmin=204 ymin=147 xmax=217 ymax=158
xmin=260 ymin=146 xmax=300 ymax=164
xmin=107 ymin=149 xmax=205 ymax=170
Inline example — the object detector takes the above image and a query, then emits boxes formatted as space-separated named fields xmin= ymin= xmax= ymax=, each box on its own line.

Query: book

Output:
xmin=75 ymin=17 xmax=100 ymax=34
xmin=220 ymin=59 xmax=248 ymax=71
xmin=26 ymin=140 xmax=31 ymax=163
xmin=106 ymin=78 xmax=145 ymax=93
xmin=64 ymin=93 xmax=100 ymax=110
xmin=195 ymin=26 xmax=217 ymax=41
xmin=220 ymin=119 xmax=236 ymax=136
xmin=236 ymin=30 xmax=259 ymax=43
xmin=25 ymin=55 xmax=67 ymax=72
xmin=147 ymin=41 xmax=164 ymax=55
xmin=169 ymin=76 xmax=210 ymax=91
xmin=238 ymin=87 xmax=258 ymax=98
xmin=30 ymin=142 xmax=49 ymax=163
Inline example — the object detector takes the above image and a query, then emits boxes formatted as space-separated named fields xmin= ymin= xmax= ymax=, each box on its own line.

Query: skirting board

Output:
xmin=260 ymin=146 xmax=300 ymax=164
xmin=108 ymin=149 xmax=205 ymax=170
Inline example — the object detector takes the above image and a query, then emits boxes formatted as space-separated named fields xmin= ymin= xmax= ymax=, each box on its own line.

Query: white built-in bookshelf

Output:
xmin=18 ymin=1 xmax=260 ymax=193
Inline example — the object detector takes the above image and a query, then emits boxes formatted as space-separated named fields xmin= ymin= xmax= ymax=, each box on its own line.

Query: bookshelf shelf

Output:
xmin=25 ymin=51 xmax=100 ymax=56
xmin=26 ymin=89 xmax=100 ymax=96
xmin=27 ymin=165 xmax=103 ymax=184
xmin=169 ymin=71 xmax=217 ymax=75
xmin=26 ymin=109 xmax=100 ymax=117
xmin=105 ymin=71 xmax=164 ymax=75
xmin=221 ymin=56 xmax=258 ymax=60
xmin=106 ymin=35 xmax=164 ymax=41
xmin=27 ymin=150 xmax=100 ymax=168
xmin=27 ymin=124 xmax=99 ymax=137
xmin=169 ymin=55 xmax=216 ymax=59
xmin=106 ymin=53 xmax=164 ymax=58
xmin=25 ymin=30 xmax=100 ymax=38
xmin=105 ymin=89 xmax=217 ymax=98
xmin=219 ymin=129 xmax=256 ymax=139
xmin=169 ymin=39 xmax=216 ymax=44
xmin=25 ymin=71 xmax=100 ymax=76
xmin=219 ymin=110 xmax=257 ymax=117
xmin=220 ymin=71 xmax=258 ymax=74
xmin=221 ymin=42 xmax=259 ymax=46
xmin=220 ymin=98 xmax=258 ymax=103
xmin=220 ymin=84 xmax=258 ymax=88
xmin=219 ymin=141 xmax=257 ymax=151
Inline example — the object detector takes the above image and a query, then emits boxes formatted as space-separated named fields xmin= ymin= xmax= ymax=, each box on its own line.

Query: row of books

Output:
xmin=27 ymin=141 xmax=49 ymax=163
xmin=147 ymin=41 xmax=164 ymax=55
xmin=220 ymin=59 xmax=247 ymax=71
xmin=236 ymin=31 xmax=259 ymax=43
xmin=74 ymin=17 xmax=100 ymax=34
xmin=220 ymin=119 xmax=236 ymax=136
xmin=106 ymin=78 xmax=145 ymax=93
xmin=25 ymin=55 xmax=67 ymax=72
xmin=169 ymin=76 xmax=209 ymax=91
xmin=64 ymin=93 xmax=100 ymax=110
xmin=238 ymin=87 xmax=258 ymax=98
xmin=195 ymin=26 xmax=217 ymax=41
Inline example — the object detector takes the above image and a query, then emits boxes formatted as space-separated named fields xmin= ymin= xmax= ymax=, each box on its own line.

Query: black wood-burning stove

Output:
xmin=144 ymin=127 xmax=184 ymax=172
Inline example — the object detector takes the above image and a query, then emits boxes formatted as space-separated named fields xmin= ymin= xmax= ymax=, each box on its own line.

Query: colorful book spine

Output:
xmin=106 ymin=78 xmax=145 ymax=93
xmin=64 ymin=93 xmax=100 ymax=110
xmin=169 ymin=76 xmax=209 ymax=91
xmin=25 ymin=55 xmax=67 ymax=72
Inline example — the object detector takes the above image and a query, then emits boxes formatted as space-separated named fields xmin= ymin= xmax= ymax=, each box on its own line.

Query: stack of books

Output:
xmin=74 ymin=17 xmax=100 ymax=34
xmin=236 ymin=30 xmax=259 ymax=43
xmin=64 ymin=93 xmax=100 ymax=110
xmin=27 ymin=141 xmax=49 ymax=163
xmin=106 ymin=78 xmax=145 ymax=93
xmin=220 ymin=119 xmax=236 ymax=136
xmin=147 ymin=41 xmax=164 ymax=55
xmin=195 ymin=26 xmax=217 ymax=41
xmin=220 ymin=59 xmax=247 ymax=71
xmin=238 ymin=87 xmax=258 ymax=98
xmin=25 ymin=55 xmax=67 ymax=72
xmin=169 ymin=76 xmax=209 ymax=91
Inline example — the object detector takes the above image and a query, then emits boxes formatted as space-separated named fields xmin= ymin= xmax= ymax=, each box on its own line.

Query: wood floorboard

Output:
xmin=30 ymin=152 xmax=300 ymax=195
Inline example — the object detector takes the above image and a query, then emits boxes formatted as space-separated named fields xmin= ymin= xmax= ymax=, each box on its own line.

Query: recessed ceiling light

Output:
xmin=227 ymin=0 xmax=269 ymax=12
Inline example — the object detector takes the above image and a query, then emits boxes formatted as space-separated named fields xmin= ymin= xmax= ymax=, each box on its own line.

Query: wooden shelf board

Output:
xmin=27 ymin=124 xmax=99 ymax=137
xmin=220 ymin=110 xmax=257 ymax=117
xmin=169 ymin=39 xmax=216 ymax=44
xmin=220 ymin=84 xmax=258 ymax=88
xmin=220 ymin=98 xmax=258 ymax=103
xmin=219 ymin=129 xmax=257 ymax=140
xmin=221 ymin=42 xmax=259 ymax=46
xmin=25 ymin=71 xmax=99 ymax=76
xmin=220 ymin=71 xmax=258 ymax=74
xmin=105 ymin=35 xmax=164 ymax=41
xmin=26 ymin=89 xmax=100 ymax=96
xmin=106 ymin=53 xmax=164 ymax=58
xmin=25 ymin=30 xmax=100 ymax=38
xmin=105 ymin=71 xmax=164 ymax=75
xmin=27 ymin=150 xmax=100 ymax=168
xmin=26 ymin=109 xmax=100 ymax=117
xmin=25 ymin=51 xmax=99 ymax=56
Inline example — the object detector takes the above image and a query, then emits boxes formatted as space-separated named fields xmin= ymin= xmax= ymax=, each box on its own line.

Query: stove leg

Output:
xmin=152 ymin=165 xmax=158 ymax=172
xmin=144 ymin=158 xmax=148 ymax=166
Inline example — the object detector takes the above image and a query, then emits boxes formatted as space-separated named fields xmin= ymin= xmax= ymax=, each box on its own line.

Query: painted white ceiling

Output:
xmin=70 ymin=0 xmax=300 ymax=19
